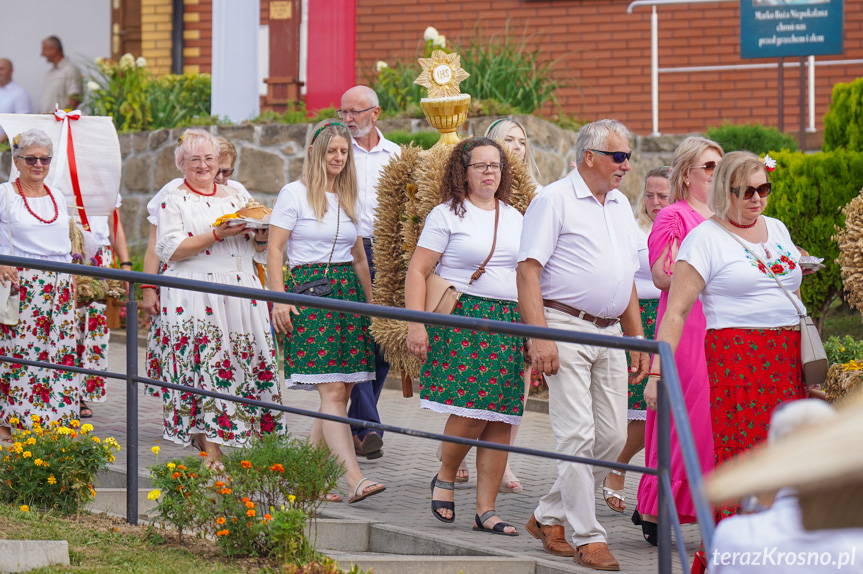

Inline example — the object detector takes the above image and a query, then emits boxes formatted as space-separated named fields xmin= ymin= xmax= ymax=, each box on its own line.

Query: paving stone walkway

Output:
xmin=91 ymin=334 xmax=701 ymax=573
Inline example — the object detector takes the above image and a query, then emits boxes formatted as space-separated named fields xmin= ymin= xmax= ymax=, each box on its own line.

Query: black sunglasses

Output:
xmin=589 ymin=149 xmax=632 ymax=163
xmin=19 ymin=156 xmax=52 ymax=166
xmin=691 ymin=161 xmax=718 ymax=175
xmin=731 ymin=182 xmax=772 ymax=199
xmin=217 ymin=168 xmax=235 ymax=178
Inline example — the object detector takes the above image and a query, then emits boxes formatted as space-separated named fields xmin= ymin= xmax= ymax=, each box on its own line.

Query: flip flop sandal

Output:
xmin=472 ymin=510 xmax=518 ymax=536
xmin=348 ymin=478 xmax=385 ymax=504
xmin=430 ymin=474 xmax=455 ymax=523
xmin=602 ymin=469 xmax=626 ymax=513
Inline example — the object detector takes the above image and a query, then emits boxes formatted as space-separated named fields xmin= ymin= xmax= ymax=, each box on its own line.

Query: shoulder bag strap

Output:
xmin=464 ymin=199 xmax=500 ymax=290
xmin=710 ymin=219 xmax=805 ymax=318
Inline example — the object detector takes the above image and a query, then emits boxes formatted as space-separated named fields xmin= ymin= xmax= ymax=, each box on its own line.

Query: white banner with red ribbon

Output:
xmin=0 ymin=111 xmax=121 ymax=218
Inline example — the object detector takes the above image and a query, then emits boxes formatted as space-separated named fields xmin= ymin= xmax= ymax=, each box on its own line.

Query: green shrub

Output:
xmin=706 ymin=121 xmax=798 ymax=154
xmin=383 ymin=130 xmax=440 ymax=150
xmin=251 ymin=102 xmax=311 ymax=125
xmin=0 ymin=418 xmax=121 ymax=515
xmin=763 ymin=149 xmax=863 ymax=327
xmin=823 ymin=77 xmax=863 ymax=153
xmin=824 ymin=335 xmax=863 ymax=365
xmin=373 ymin=60 xmax=425 ymax=116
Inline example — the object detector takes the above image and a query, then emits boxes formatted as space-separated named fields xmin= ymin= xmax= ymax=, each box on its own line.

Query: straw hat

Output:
xmin=706 ymin=392 xmax=863 ymax=530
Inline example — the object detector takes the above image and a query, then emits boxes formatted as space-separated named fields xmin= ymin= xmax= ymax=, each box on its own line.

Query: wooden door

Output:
xmin=111 ymin=0 xmax=143 ymax=59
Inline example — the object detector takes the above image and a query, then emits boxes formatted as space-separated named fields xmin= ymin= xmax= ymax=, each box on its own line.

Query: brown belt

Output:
xmin=543 ymin=299 xmax=620 ymax=328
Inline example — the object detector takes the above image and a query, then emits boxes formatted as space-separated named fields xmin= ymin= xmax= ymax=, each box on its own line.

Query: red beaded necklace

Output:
xmin=183 ymin=178 xmax=217 ymax=196
xmin=727 ymin=217 xmax=758 ymax=229
xmin=15 ymin=178 xmax=58 ymax=224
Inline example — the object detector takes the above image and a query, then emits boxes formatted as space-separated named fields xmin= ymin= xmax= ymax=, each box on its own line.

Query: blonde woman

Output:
xmin=602 ymin=166 xmax=671 ymax=513
xmin=267 ymin=120 xmax=385 ymax=505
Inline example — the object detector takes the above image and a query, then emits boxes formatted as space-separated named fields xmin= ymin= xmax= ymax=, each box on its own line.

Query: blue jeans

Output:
xmin=349 ymin=242 xmax=390 ymax=440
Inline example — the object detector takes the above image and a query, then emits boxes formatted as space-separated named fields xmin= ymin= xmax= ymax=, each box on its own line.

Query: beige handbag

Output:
xmin=713 ymin=221 xmax=828 ymax=386
xmin=423 ymin=199 xmax=500 ymax=314
xmin=1 ymin=186 xmax=20 ymax=326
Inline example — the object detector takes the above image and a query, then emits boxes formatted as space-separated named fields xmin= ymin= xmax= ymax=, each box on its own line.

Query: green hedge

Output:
xmin=383 ymin=130 xmax=440 ymax=150
xmin=764 ymin=150 xmax=863 ymax=325
xmin=706 ymin=121 xmax=798 ymax=154
xmin=823 ymin=77 xmax=863 ymax=153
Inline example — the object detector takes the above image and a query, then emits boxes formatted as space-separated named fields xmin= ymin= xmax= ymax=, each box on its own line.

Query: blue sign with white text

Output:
xmin=740 ymin=0 xmax=843 ymax=58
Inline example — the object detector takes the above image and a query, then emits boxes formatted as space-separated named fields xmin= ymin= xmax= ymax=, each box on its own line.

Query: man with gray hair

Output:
xmin=339 ymin=85 xmax=400 ymax=460
xmin=517 ymin=119 xmax=648 ymax=570
xmin=0 ymin=58 xmax=32 ymax=142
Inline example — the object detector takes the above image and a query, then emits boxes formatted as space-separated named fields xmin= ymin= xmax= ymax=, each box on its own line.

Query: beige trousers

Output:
xmin=533 ymin=307 xmax=628 ymax=546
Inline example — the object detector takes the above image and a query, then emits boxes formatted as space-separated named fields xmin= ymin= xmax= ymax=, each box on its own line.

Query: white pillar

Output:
xmin=212 ymin=0 xmax=260 ymax=123
xmin=651 ymin=6 xmax=660 ymax=136
xmin=807 ymin=55 xmax=816 ymax=133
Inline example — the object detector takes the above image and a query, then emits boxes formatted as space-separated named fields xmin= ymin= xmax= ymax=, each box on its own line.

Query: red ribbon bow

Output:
xmin=54 ymin=108 xmax=89 ymax=230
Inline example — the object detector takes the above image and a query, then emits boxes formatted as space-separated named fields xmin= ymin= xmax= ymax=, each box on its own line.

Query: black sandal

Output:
xmin=631 ymin=509 xmax=657 ymax=546
xmin=430 ymin=474 xmax=455 ymax=523
xmin=472 ymin=510 xmax=518 ymax=536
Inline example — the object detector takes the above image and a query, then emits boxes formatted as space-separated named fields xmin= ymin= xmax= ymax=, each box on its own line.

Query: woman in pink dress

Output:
xmin=633 ymin=136 xmax=723 ymax=544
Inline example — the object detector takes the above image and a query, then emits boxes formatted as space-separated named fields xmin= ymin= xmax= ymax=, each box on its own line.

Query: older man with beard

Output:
xmin=518 ymin=119 xmax=648 ymax=571
xmin=339 ymin=85 xmax=400 ymax=460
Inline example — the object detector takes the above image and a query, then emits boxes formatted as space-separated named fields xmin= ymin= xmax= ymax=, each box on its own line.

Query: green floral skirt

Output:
xmin=283 ymin=262 xmax=375 ymax=389
xmin=625 ymin=298 xmax=659 ymax=419
xmin=419 ymin=293 xmax=525 ymax=425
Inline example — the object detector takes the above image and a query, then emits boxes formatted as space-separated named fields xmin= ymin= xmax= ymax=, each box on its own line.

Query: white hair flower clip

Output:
xmin=763 ymin=153 xmax=776 ymax=172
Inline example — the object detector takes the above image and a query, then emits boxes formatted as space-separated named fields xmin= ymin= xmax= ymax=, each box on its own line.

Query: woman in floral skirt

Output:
xmin=0 ymin=128 xmax=78 ymax=437
xmin=650 ymin=151 xmax=809 ymax=572
xmin=154 ymin=129 xmax=284 ymax=464
xmin=267 ymin=120 xmax=385 ymax=505
xmin=405 ymin=137 xmax=524 ymax=536
xmin=602 ymin=166 xmax=672 ymax=514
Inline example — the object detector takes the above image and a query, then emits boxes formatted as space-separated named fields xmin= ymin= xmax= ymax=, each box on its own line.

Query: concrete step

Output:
xmin=327 ymin=552 xmax=536 ymax=574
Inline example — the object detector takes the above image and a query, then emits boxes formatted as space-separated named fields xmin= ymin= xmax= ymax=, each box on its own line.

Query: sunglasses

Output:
xmin=690 ymin=161 xmax=717 ymax=175
xmin=589 ymin=149 xmax=632 ymax=163
xmin=731 ymin=182 xmax=772 ymax=199
xmin=216 ymin=168 xmax=235 ymax=178
xmin=19 ymin=156 xmax=52 ymax=166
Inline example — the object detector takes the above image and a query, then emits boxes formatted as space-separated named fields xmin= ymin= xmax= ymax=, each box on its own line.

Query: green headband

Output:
xmin=311 ymin=122 xmax=347 ymax=145
xmin=486 ymin=118 xmax=508 ymax=134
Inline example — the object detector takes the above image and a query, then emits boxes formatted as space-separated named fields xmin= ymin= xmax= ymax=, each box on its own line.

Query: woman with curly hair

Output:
xmin=405 ymin=137 xmax=524 ymax=536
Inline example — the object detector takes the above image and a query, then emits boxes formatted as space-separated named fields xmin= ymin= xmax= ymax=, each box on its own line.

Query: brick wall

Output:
xmin=182 ymin=0 xmax=213 ymax=74
xmin=141 ymin=0 xmax=174 ymax=75
xmin=354 ymin=0 xmax=863 ymax=135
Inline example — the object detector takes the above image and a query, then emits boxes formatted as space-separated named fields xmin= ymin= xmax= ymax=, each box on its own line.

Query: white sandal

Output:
xmin=602 ymin=469 xmax=626 ymax=513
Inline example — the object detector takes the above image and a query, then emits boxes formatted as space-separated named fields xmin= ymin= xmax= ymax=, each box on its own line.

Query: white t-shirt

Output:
xmin=634 ymin=225 xmax=661 ymax=300
xmin=147 ymin=178 xmax=250 ymax=225
xmin=418 ymin=199 xmax=522 ymax=302
xmin=88 ymin=194 xmax=123 ymax=246
xmin=0 ymin=182 xmax=71 ymax=262
xmin=353 ymin=129 xmax=400 ymax=238
xmin=677 ymin=217 xmax=805 ymax=329
xmin=270 ymin=180 xmax=357 ymax=267
xmin=518 ymin=169 xmax=640 ymax=318
xmin=0 ymin=81 xmax=32 ymax=138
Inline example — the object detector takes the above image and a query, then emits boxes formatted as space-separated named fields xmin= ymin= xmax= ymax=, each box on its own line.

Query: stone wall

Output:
xmin=0 ymin=117 xmax=686 ymax=252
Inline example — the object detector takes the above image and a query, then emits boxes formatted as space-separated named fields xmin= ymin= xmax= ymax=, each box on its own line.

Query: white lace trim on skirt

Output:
xmin=420 ymin=399 xmax=522 ymax=425
xmin=288 ymin=371 xmax=375 ymax=389
xmin=628 ymin=408 xmax=647 ymax=421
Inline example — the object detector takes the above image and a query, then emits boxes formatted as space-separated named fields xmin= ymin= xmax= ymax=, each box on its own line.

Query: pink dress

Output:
xmin=636 ymin=200 xmax=714 ymax=523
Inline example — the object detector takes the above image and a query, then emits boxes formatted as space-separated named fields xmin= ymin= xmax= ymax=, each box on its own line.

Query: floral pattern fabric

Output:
xmin=625 ymin=298 xmax=659 ymax=419
xmin=419 ymin=294 xmax=524 ymax=425
xmin=283 ymin=263 xmax=375 ymax=388
xmin=744 ymin=243 xmax=798 ymax=277
xmin=706 ymin=327 xmax=806 ymax=522
xmin=154 ymin=189 xmax=285 ymax=447
xmin=0 ymin=269 xmax=78 ymax=429
xmin=76 ymin=245 xmax=112 ymax=402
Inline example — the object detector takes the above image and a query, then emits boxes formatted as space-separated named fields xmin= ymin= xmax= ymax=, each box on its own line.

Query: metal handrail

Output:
xmin=0 ymin=254 xmax=715 ymax=572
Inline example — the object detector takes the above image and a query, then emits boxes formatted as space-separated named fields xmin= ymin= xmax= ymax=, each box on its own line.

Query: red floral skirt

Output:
xmin=705 ymin=327 xmax=806 ymax=522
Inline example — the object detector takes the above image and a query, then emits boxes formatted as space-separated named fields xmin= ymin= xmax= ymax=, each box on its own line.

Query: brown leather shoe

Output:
xmin=575 ymin=542 xmax=620 ymax=571
xmin=525 ymin=515 xmax=575 ymax=557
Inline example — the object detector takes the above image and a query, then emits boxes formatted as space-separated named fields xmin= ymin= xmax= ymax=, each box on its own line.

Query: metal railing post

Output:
xmin=126 ymin=284 xmax=139 ymax=525
xmin=657 ymin=375 xmax=672 ymax=573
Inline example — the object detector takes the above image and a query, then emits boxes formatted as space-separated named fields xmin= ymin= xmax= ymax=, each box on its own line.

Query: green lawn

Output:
xmin=0 ymin=505 xmax=262 ymax=574
xmin=822 ymin=300 xmax=863 ymax=340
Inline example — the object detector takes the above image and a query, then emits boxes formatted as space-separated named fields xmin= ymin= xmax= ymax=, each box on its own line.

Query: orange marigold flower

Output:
xmin=216 ymin=517 xmax=226 ymax=525
xmin=198 ymin=451 xmax=208 ymax=457
xmin=240 ymin=460 xmax=252 ymax=469
xmin=171 ymin=472 xmax=181 ymax=479
xmin=213 ymin=481 xmax=225 ymax=488
xmin=242 ymin=496 xmax=249 ymax=503
xmin=220 ymin=488 xmax=232 ymax=495
xmin=263 ymin=513 xmax=272 ymax=521
xmin=244 ymin=500 xmax=255 ymax=509
xmin=177 ymin=464 xmax=187 ymax=470
xmin=269 ymin=463 xmax=284 ymax=473
xmin=216 ymin=529 xmax=229 ymax=536
xmin=246 ymin=509 xmax=256 ymax=517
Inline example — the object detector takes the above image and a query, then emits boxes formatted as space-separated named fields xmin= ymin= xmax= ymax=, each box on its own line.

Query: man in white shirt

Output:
xmin=40 ymin=35 xmax=82 ymax=113
xmin=340 ymin=85 xmax=401 ymax=460
xmin=517 ymin=119 xmax=648 ymax=571
xmin=0 ymin=58 xmax=32 ymax=142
